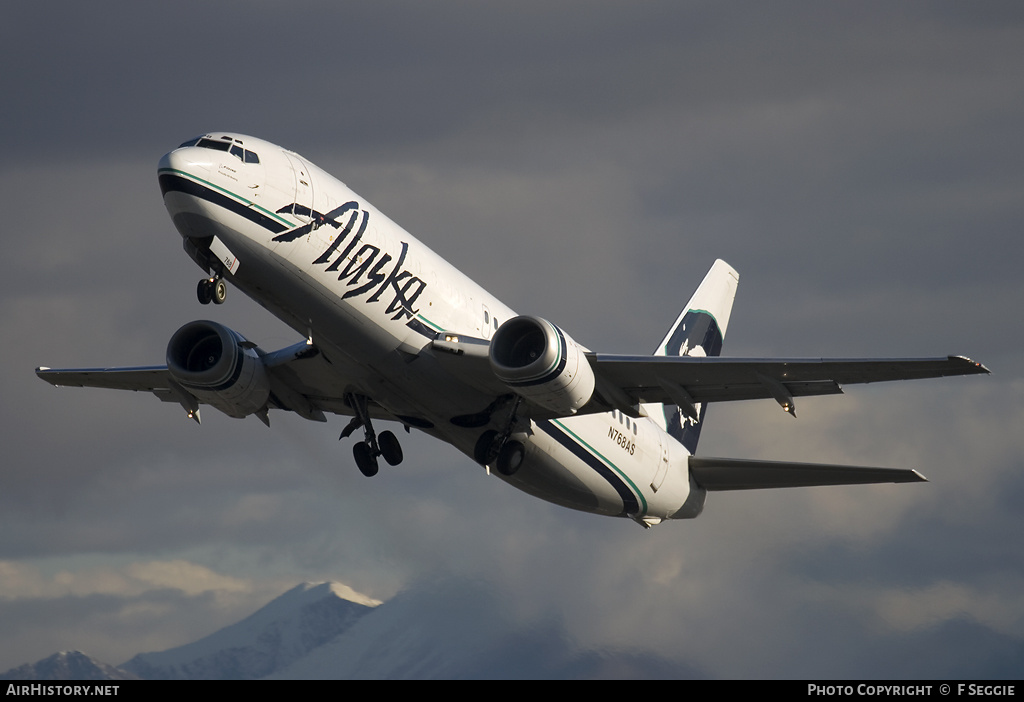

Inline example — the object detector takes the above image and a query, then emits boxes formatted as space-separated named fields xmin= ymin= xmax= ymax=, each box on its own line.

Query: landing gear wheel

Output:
xmin=212 ymin=278 xmax=227 ymax=305
xmin=378 ymin=430 xmax=403 ymax=466
xmin=474 ymin=430 xmax=499 ymax=466
xmin=496 ymin=440 xmax=525 ymax=476
xmin=353 ymin=442 xmax=378 ymax=477
xmin=197 ymin=279 xmax=214 ymax=305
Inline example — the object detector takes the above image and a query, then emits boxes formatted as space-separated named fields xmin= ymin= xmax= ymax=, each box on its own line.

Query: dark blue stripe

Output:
xmin=273 ymin=201 xmax=360 ymax=243
xmin=536 ymin=419 xmax=639 ymax=516
xmin=405 ymin=317 xmax=437 ymax=338
xmin=159 ymin=173 xmax=288 ymax=234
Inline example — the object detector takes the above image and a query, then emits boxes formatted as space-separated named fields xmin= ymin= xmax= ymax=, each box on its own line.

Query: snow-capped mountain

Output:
xmin=267 ymin=578 xmax=699 ymax=679
xmin=2 ymin=580 xmax=699 ymax=679
xmin=0 ymin=651 xmax=137 ymax=681
xmin=119 ymin=582 xmax=378 ymax=680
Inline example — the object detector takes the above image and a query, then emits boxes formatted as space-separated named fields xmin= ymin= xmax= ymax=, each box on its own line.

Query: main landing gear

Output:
xmin=197 ymin=277 xmax=227 ymax=305
xmin=340 ymin=393 xmax=403 ymax=477
xmin=472 ymin=396 xmax=526 ymax=477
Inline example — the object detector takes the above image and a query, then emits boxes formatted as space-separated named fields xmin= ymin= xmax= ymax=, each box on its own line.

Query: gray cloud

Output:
xmin=1 ymin=1 xmax=1020 ymax=677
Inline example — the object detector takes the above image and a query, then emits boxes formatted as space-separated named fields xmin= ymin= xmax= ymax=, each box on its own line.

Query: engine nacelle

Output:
xmin=166 ymin=320 xmax=270 ymax=419
xmin=489 ymin=316 xmax=595 ymax=414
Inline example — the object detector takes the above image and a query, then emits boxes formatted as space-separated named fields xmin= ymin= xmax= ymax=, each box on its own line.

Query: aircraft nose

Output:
xmin=157 ymin=142 xmax=219 ymax=206
xmin=158 ymin=145 xmax=212 ymax=179
xmin=157 ymin=149 xmax=176 ymax=174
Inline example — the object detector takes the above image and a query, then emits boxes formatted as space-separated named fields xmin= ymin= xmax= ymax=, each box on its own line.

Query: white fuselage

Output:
xmin=158 ymin=134 xmax=704 ymax=525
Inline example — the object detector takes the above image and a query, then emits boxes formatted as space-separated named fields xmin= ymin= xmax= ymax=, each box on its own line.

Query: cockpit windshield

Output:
xmin=178 ymin=136 xmax=260 ymax=164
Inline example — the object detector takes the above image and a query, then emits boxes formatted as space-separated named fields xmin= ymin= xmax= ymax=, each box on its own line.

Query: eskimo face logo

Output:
xmin=664 ymin=311 xmax=722 ymax=359
xmin=663 ymin=310 xmax=723 ymax=452
xmin=272 ymin=201 xmax=427 ymax=323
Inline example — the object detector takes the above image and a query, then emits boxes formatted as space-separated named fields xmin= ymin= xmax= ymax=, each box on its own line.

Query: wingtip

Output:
xmin=35 ymin=367 xmax=61 ymax=386
xmin=949 ymin=355 xmax=991 ymax=375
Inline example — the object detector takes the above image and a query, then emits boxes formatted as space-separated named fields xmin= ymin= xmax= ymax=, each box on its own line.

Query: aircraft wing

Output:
xmin=428 ymin=334 xmax=988 ymax=418
xmin=37 ymin=363 xmax=216 ymax=423
xmin=36 ymin=366 xmax=171 ymax=393
xmin=36 ymin=340 xmax=374 ymax=424
xmin=584 ymin=354 xmax=989 ymax=417
xmin=40 ymin=338 xmax=989 ymax=426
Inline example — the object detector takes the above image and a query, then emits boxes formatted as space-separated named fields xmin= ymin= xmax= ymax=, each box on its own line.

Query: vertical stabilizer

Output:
xmin=650 ymin=259 xmax=739 ymax=453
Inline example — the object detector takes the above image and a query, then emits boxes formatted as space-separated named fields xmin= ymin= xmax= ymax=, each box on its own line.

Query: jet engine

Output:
xmin=166 ymin=320 xmax=270 ymax=418
xmin=489 ymin=316 xmax=595 ymax=414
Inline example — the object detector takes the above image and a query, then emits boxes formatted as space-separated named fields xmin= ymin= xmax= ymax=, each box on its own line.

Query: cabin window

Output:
xmin=187 ymin=137 xmax=260 ymax=164
xmin=196 ymin=138 xmax=231 ymax=152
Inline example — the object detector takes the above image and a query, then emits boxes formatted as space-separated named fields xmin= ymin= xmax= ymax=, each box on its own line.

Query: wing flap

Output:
xmin=689 ymin=456 xmax=926 ymax=491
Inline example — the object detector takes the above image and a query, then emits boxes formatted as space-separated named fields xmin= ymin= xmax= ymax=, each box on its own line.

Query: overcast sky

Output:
xmin=2 ymin=1 xmax=1022 ymax=678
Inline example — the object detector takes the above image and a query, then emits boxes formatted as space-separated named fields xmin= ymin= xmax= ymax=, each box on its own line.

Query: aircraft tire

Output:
xmin=473 ymin=430 xmax=499 ymax=466
xmin=353 ymin=441 xmax=378 ymax=477
xmin=378 ymin=430 xmax=403 ymax=466
xmin=197 ymin=279 xmax=213 ymax=305
xmin=496 ymin=440 xmax=525 ymax=476
xmin=212 ymin=279 xmax=228 ymax=305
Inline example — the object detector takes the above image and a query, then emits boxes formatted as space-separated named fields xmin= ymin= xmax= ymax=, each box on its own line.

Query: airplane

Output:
xmin=36 ymin=133 xmax=989 ymax=528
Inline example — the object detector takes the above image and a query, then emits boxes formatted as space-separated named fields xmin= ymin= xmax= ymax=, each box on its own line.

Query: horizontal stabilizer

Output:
xmin=689 ymin=456 xmax=926 ymax=491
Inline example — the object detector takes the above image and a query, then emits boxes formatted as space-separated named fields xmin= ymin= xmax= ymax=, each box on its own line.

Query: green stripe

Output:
xmin=416 ymin=314 xmax=444 ymax=332
xmin=689 ymin=308 xmax=720 ymax=327
xmin=158 ymin=167 xmax=294 ymax=228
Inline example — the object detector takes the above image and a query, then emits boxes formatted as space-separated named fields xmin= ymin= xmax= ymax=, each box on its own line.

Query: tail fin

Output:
xmin=651 ymin=259 xmax=739 ymax=453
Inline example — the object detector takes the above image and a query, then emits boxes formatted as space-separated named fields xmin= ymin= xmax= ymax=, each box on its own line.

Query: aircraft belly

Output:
xmin=502 ymin=430 xmax=617 ymax=516
xmin=503 ymin=419 xmax=648 ymax=517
